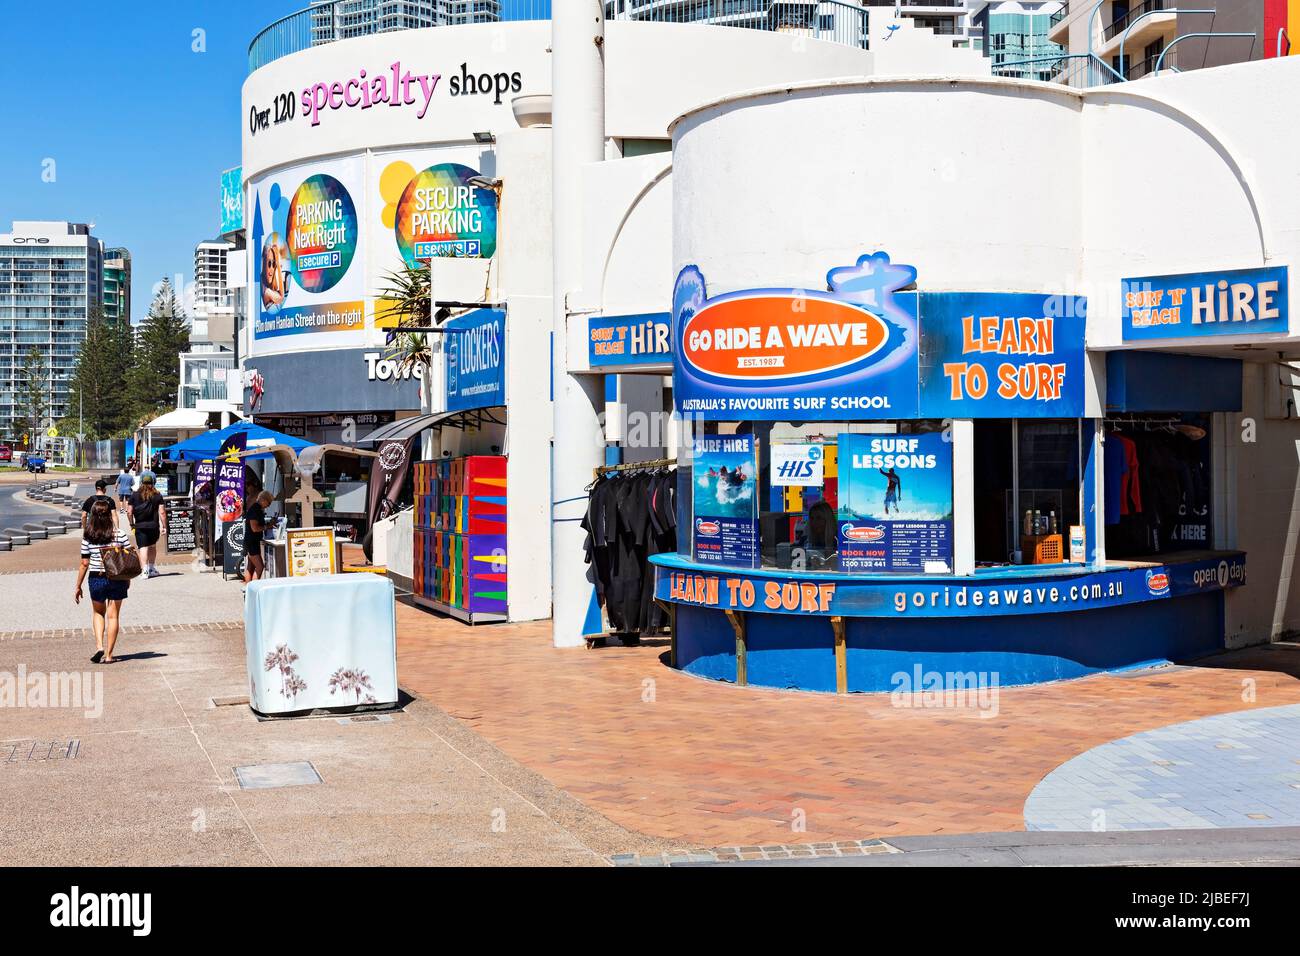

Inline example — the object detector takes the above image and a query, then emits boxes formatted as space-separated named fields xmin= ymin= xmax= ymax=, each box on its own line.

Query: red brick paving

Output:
xmin=395 ymin=604 xmax=1300 ymax=847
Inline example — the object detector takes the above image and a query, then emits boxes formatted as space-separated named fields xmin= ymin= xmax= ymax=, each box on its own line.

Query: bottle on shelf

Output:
xmin=1049 ymin=510 xmax=1057 ymax=535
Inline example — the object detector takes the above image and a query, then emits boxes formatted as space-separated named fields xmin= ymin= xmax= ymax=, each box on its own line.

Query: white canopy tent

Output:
xmin=140 ymin=408 xmax=212 ymax=465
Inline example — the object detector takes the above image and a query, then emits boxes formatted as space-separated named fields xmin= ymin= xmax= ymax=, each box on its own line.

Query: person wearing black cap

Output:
xmin=127 ymin=471 xmax=168 ymax=578
xmin=81 ymin=479 xmax=118 ymax=532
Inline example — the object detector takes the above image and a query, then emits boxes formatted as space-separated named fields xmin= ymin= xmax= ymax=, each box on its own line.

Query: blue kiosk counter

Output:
xmin=652 ymin=552 xmax=1244 ymax=693
xmin=657 ymin=254 xmax=1247 ymax=693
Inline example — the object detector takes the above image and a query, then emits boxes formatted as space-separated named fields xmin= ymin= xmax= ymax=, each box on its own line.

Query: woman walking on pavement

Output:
xmin=75 ymin=499 xmax=131 ymax=663
xmin=127 ymin=471 xmax=168 ymax=578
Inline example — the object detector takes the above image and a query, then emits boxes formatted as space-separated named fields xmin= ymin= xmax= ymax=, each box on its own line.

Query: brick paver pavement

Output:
xmin=395 ymin=604 xmax=1300 ymax=847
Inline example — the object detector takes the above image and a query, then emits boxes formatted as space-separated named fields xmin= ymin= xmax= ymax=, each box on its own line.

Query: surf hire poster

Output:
xmin=692 ymin=434 xmax=759 ymax=568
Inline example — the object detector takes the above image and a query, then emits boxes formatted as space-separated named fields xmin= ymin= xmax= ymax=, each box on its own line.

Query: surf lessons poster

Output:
xmin=837 ymin=432 xmax=953 ymax=573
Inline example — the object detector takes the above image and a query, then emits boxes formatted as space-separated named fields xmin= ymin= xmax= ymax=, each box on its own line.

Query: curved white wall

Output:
xmin=672 ymin=62 xmax=1300 ymax=348
xmin=672 ymin=79 xmax=1085 ymax=301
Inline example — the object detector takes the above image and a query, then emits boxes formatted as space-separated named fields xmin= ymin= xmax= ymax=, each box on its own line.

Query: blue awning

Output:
xmin=156 ymin=422 xmax=315 ymax=461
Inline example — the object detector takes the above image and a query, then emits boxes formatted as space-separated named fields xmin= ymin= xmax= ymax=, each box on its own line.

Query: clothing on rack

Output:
xmin=581 ymin=463 xmax=677 ymax=638
xmin=1104 ymin=417 xmax=1209 ymax=557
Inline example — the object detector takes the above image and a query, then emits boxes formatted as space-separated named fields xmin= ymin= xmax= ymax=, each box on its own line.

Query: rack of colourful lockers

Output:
xmin=412 ymin=455 xmax=508 ymax=623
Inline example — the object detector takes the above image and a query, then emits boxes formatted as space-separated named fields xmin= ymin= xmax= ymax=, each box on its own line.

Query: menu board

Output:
xmin=837 ymin=432 xmax=953 ymax=573
xmin=166 ymin=502 xmax=195 ymax=553
xmin=286 ymin=527 xmax=337 ymax=577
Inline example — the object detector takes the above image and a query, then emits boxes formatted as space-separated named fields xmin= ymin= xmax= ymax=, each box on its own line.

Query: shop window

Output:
xmin=1104 ymin=414 xmax=1212 ymax=558
xmin=974 ymin=419 xmax=1082 ymax=567
xmin=683 ymin=419 xmax=951 ymax=574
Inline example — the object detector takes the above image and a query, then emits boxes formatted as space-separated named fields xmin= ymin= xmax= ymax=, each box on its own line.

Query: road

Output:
xmin=0 ymin=475 xmax=77 ymax=531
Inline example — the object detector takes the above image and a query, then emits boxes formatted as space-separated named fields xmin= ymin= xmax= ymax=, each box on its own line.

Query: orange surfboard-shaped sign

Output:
xmin=680 ymin=293 xmax=892 ymax=381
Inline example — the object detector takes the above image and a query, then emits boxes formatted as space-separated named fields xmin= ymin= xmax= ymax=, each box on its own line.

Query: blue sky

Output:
xmin=0 ymin=2 xmax=552 ymax=325
xmin=0 ymin=2 xmax=279 ymax=324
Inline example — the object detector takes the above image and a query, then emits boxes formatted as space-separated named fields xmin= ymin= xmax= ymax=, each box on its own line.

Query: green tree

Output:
xmin=127 ymin=279 xmax=190 ymax=424
xmin=67 ymin=306 xmax=134 ymax=439
xmin=17 ymin=345 xmax=49 ymax=449
xmin=378 ymin=265 xmax=434 ymax=378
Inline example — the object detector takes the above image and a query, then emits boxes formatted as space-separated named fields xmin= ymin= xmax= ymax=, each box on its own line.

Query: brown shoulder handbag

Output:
xmin=103 ymin=544 xmax=143 ymax=581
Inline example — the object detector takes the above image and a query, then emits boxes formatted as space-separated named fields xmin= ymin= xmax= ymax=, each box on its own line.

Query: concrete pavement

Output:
xmin=0 ymin=621 xmax=663 ymax=866
xmin=4 ymin=564 xmax=246 ymax=632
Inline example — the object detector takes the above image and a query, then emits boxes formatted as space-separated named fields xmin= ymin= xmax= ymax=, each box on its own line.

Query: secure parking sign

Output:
xmin=771 ymin=444 xmax=824 ymax=487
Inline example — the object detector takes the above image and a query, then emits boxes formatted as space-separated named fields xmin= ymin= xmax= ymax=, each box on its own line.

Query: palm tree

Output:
xmin=377 ymin=264 xmax=443 ymax=432
xmin=378 ymin=265 xmax=435 ymax=379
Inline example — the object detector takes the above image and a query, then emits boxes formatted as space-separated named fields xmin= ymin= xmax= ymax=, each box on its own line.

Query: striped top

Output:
xmin=81 ymin=530 xmax=131 ymax=573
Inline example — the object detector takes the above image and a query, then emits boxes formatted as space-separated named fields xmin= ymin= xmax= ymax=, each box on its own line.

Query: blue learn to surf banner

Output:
xmin=918 ymin=292 xmax=1086 ymax=419
xmin=837 ymin=432 xmax=953 ymax=573
xmin=692 ymin=434 xmax=759 ymax=568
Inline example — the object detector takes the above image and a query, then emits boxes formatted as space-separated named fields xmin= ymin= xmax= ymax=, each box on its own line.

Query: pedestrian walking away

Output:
xmin=127 ymin=471 xmax=168 ymax=578
xmin=115 ymin=465 xmax=133 ymax=505
xmin=81 ymin=478 xmax=118 ymax=531
xmin=75 ymin=499 xmax=132 ymax=664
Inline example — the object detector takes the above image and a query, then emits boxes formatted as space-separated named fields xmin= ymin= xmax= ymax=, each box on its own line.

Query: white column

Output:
xmin=550 ymin=2 xmax=606 ymax=647
xmin=951 ymin=419 xmax=976 ymax=575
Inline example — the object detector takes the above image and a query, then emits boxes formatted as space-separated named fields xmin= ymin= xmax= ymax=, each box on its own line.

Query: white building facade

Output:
xmin=239 ymin=9 xmax=985 ymax=633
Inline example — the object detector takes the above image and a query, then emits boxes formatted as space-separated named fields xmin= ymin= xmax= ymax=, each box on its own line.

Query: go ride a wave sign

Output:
xmin=672 ymin=254 xmax=1089 ymax=422
xmin=672 ymin=254 xmax=921 ymax=421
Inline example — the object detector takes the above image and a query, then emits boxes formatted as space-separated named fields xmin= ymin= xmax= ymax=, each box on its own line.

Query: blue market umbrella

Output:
xmin=157 ymin=422 xmax=315 ymax=462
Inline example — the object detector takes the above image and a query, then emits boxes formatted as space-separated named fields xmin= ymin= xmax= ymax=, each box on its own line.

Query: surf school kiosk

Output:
xmin=651 ymin=254 xmax=1247 ymax=693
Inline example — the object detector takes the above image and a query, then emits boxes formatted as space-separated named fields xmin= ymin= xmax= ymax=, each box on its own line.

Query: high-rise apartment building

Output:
xmin=0 ymin=221 xmax=104 ymax=441
xmin=102 ymin=247 xmax=131 ymax=326
xmin=1046 ymin=0 xmax=1293 ymax=84
xmin=970 ymin=1 xmax=1064 ymax=77
xmin=194 ymin=238 xmax=231 ymax=314
xmin=193 ymin=237 xmax=235 ymax=348
xmin=308 ymin=0 xmax=501 ymax=45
